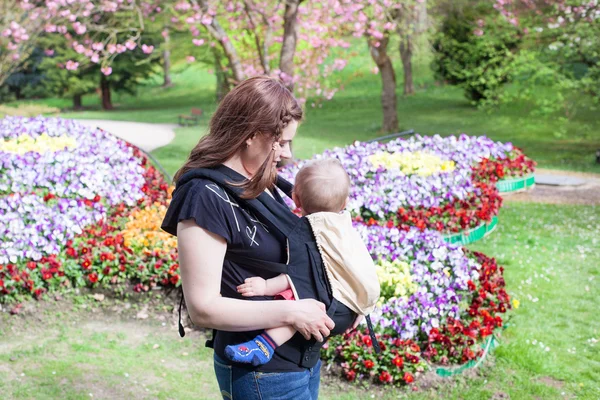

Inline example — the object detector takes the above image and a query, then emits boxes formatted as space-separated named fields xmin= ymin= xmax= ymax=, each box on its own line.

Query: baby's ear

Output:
xmin=343 ymin=196 xmax=349 ymax=210
xmin=292 ymin=191 xmax=302 ymax=210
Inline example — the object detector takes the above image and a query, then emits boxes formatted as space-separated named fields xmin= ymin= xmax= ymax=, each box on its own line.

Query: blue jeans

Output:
xmin=213 ymin=353 xmax=321 ymax=400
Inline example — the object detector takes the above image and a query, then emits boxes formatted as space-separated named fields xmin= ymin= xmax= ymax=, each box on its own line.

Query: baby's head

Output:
xmin=292 ymin=158 xmax=350 ymax=216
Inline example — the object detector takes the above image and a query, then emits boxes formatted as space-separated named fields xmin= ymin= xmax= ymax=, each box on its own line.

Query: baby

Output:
xmin=224 ymin=158 xmax=380 ymax=366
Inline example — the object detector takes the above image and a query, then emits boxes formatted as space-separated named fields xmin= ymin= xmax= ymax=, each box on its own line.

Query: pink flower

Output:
xmin=7 ymin=42 xmax=17 ymax=51
xmin=125 ymin=40 xmax=136 ymax=50
xmin=65 ymin=60 xmax=79 ymax=71
xmin=141 ymin=44 xmax=154 ymax=54
xmin=90 ymin=53 xmax=100 ymax=63
xmin=477 ymin=19 xmax=485 ymax=28
xmin=107 ymin=44 xmax=117 ymax=54
xmin=474 ymin=29 xmax=484 ymax=37
xmin=186 ymin=56 xmax=195 ymax=63
xmin=72 ymin=22 xmax=86 ymax=35
xmin=192 ymin=39 xmax=204 ymax=46
xmin=116 ymin=44 xmax=126 ymax=53
xmin=371 ymin=66 xmax=379 ymax=74
xmin=44 ymin=49 xmax=55 ymax=56
xmin=101 ymin=66 xmax=112 ymax=76
xmin=92 ymin=42 xmax=104 ymax=51
xmin=201 ymin=16 xmax=213 ymax=25
xmin=74 ymin=44 xmax=86 ymax=54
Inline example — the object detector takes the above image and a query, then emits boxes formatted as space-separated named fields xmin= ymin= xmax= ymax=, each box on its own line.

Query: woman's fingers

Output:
xmin=345 ymin=315 xmax=364 ymax=334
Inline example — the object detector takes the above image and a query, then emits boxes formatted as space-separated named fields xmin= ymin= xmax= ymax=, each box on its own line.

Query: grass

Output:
xmin=1 ymin=202 xmax=598 ymax=399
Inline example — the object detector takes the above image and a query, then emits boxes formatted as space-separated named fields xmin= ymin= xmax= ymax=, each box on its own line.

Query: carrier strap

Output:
xmin=178 ymin=290 xmax=186 ymax=338
xmin=176 ymin=167 xmax=299 ymax=237
xmin=366 ymin=315 xmax=381 ymax=354
xmin=224 ymin=251 xmax=288 ymax=275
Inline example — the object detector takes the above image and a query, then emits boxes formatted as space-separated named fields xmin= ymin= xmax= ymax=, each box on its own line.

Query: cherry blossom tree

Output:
xmin=0 ymin=1 xmax=158 ymax=87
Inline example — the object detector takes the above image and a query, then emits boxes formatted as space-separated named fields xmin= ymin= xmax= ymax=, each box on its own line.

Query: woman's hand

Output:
xmin=345 ymin=315 xmax=364 ymax=334
xmin=237 ymin=277 xmax=267 ymax=297
xmin=290 ymin=299 xmax=335 ymax=342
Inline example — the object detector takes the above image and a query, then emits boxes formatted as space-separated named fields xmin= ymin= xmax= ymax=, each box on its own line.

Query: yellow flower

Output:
xmin=512 ymin=299 xmax=520 ymax=309
xmin=368 ymin=151 xmax=455 ymax=177
xmin=121 ymin=202 xmax=177 ymax=251
xmin=0 ymin=133 xmax=77 ymax=155
xmin=376 ymin=259 xmax=417 ymax=301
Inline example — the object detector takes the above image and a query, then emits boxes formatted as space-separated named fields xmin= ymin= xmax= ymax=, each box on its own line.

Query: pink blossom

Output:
xmin=74 ymin=44 xmax=86 ymax=54
xmin=45 ymin=25 xmax=57 ymax=33
xmin=107 ymin=44 xmax=117 ymax=54
xmin=58 ymin=25 xmax=67 ymax=34
xmin=201 ymin=16 xmax=213 ymax=25
xmin=92 ymin=42 xmax=104 ymax=51
xmin=192 ymin=39 xmax=205 ymax=46
xmin=141 ymin=44 xmax=154 ymax=54
xmin=12 ymin=53 xmax=20 ymax=61
xmin=7 ymin=42 xmax=18 ymax=51
xmin=73 ymin=22 xmax=87 ymax=35
xmin=371 ymin=66 xmax=379 ymax=74
xmin=101 ymin=66 xmax=112 ymax=76
xmin=91 ymin=53 xmax=100 ymax=63
xmin=44 ymin=49 xmax=55 ymax=56
xmin=477 ymin=19 xmax=485 ymax=28
xmin=186 ymin=56 xmax=196 ymax=63
xmin=65 ymin=60 xmax=79 ymax=71
xmin=473 ymin=29 xmax=484 ymax=37
xmin=116 ymin=44 xmax=126 ymax=53
xmin=125 ymin=40 xmax=136 ymax=50
xmin=161 ymin=30 xmax=169 ymax=39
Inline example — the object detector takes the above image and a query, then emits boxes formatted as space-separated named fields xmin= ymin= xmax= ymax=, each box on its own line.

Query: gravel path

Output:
xmin=75 ymin=119 xmax=177 ymax=152
xmin=505 ymin=169 xmax=600 ymax=205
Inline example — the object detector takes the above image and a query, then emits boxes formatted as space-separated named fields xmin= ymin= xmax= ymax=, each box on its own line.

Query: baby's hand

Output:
xmin=237 ymin=277 xmax=267 ymax=297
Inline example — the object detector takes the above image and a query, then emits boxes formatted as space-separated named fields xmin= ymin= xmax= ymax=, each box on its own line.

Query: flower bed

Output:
xmin=0 ymin=118 xmax=518 ymax=387
xmin=0 ymin=117 xmax=174 ymax=301
xmin=280 ymin=134 xmax=535 ymax=236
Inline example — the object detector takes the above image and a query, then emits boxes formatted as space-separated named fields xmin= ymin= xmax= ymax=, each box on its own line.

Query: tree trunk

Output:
xmin=279 ymin=0 xmax=302 ymax=92
xmin=73 ymin=94 xmax=83 ymax=110
xmin=100 ymin=76 xmax=113 ymax=110
xmin=162 ymin=28 xmax=173 ymax=88
xmin=369 ymin=38 xmax=398 ymax=132
xmin=214 ymin=49 xmax=230 ymax=102
xmin=198 ymin=0 xmax=244 ymax=84
xmin=399 ymin=35 xmax=415 ymax=95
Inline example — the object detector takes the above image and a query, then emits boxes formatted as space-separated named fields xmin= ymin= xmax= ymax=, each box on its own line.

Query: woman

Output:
xmin=161 ymin=76 xmax=336 ymax=399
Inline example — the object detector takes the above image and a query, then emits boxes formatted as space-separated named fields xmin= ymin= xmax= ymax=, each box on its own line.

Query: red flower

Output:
xmin=170 ymin=275 xmax=180 ymax=285
xmin=345 ymin=370 xmax=356 ymax=381
xmin=392 ymin=356 xmax=404 ymax=368
xmin=119 ymin=265 xmax=126 ymax=272
xmin=66 ymin=247 xmax=77 ymax=258
xmin=88 ymin=273 xmax=98 ymax=283
xmin=361 ymin=335 xmax=372 ymax=347
xmin=467 ymin=280 xmax=476 ymax=291
xmin=379 ymin=371 xmax=392 ymax=384
xmin=0 ymin=279 xmax=4 ymax=288
xmin=363 ymin=359 xmax=375 ymax=369
xmin=27 ymin=261 xmax=37 ymax=270
xmin=80 ymin=247 xmax=90 ymax=255
xmin=403 ymin=372 xmax=414 ymax=384
xmin=81 ymin=259 xmax=91 ymax=270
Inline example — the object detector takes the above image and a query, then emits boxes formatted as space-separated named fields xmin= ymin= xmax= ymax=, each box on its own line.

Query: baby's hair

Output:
xmin=294 ymin=158 xmax=350 ymax=214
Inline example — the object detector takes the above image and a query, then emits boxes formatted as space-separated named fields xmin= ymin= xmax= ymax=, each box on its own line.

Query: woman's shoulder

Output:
xmin=161 ymin=178 xmax=237 ymax=238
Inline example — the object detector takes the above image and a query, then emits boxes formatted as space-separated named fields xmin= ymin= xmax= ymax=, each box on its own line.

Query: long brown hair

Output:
xmin=173 ymin=76 xmax=303 ymax=198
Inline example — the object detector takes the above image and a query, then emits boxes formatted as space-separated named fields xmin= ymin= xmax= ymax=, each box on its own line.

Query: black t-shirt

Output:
xmin=161 ymin=165 xmax=304 ymax=372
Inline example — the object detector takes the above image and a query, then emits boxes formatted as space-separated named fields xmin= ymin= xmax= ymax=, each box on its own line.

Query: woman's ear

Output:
xmin=245 ymin=133 xmax=258 ymax=148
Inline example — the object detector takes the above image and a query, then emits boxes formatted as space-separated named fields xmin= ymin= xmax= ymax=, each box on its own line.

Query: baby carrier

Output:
xmin=175 ymin=167 xmax=380 ymax=366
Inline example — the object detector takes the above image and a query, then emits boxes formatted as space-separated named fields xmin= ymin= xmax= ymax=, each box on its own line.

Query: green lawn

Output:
xmin=1 ymin=202 xmax=598 ymax=399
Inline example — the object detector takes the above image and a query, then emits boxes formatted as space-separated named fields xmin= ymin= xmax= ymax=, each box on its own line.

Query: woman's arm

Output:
xmin=177 ymin=220 xmax=334 ymax=341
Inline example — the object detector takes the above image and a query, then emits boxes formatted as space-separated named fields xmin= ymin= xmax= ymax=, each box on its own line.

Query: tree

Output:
xmin=1 ymin=0 xmax=151 ymax=87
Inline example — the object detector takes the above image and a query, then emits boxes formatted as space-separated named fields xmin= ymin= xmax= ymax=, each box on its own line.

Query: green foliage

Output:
xmin=431 ymin=6 xmax=522 ymax=105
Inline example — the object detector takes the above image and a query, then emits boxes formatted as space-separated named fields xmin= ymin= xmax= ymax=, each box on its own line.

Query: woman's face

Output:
xmin=243 ymin=120 xmax=298 ymax=176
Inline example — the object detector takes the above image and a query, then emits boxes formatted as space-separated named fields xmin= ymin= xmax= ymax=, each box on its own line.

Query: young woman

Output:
xmin=161 ymin=76 xmax=336 ymax=399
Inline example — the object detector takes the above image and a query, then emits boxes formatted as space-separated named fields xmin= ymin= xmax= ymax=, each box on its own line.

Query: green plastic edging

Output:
xmin=435 ymin=335 xmax=498 ymax=377
xmin=496 ymin=174 xmax=535 ymax=193
xmin=485 ymin=216 xmax=498 ymax=236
